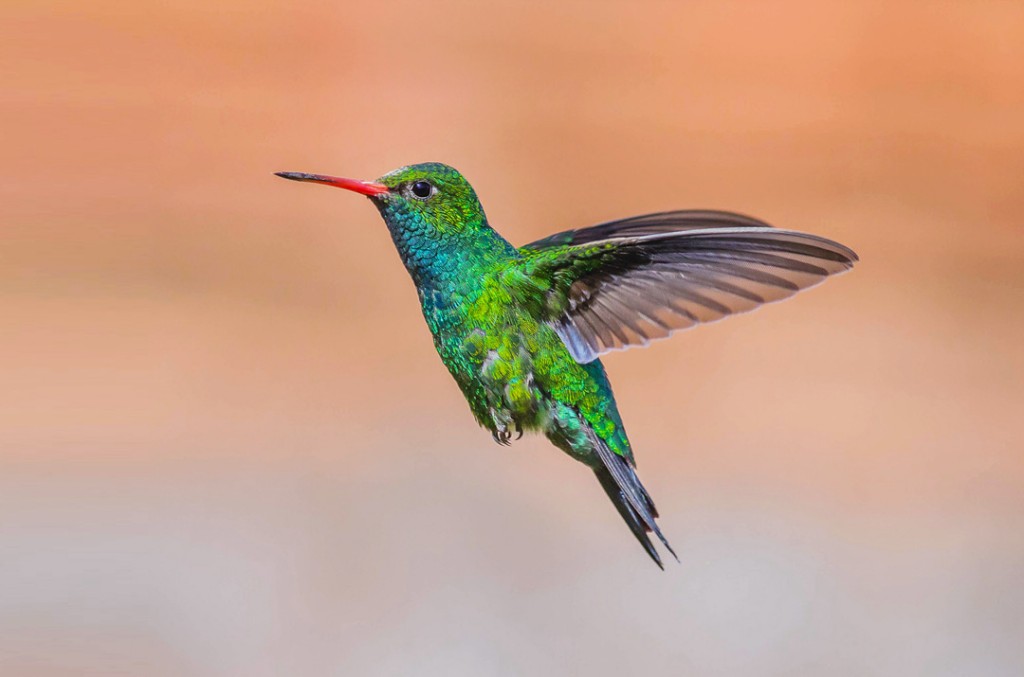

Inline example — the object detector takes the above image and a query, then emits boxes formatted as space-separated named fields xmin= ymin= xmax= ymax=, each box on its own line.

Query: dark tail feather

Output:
xmin=594 ymin=442 xmax=678 ymax=568
xmin=594 ymin=466 xmax=663 ymax=568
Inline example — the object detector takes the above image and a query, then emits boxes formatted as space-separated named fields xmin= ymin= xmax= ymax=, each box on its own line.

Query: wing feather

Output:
xmin=515 ymin=212 xmax=857 ymax=362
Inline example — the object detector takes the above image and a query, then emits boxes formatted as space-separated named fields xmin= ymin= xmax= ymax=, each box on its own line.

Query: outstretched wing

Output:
xmin=511 ymin=210 xmax=857 ymax=363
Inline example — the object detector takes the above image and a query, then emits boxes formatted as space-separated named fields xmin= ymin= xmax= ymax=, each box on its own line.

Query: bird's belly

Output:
xmin=435 ymin=316 xmax=554 ymax=436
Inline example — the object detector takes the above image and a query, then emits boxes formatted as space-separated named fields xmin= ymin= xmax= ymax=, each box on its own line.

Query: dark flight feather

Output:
xmin=522 ymin=209 xmax=776 ymax=250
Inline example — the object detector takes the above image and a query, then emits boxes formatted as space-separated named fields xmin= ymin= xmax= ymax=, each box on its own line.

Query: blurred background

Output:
xmin=3 ymin=1 xmax=1023 ymax=675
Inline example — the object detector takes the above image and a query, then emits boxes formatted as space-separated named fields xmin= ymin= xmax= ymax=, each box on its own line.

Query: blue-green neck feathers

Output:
xmin=370 ymin=163 xmax=517 ymax=289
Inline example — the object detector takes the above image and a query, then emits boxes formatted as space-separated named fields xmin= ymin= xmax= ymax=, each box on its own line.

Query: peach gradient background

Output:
xmin=3 ymin=1 xmax=1023 ymax=675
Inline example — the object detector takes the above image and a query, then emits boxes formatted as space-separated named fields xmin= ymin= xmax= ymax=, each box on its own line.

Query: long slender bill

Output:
xmin=275 ymin=172 xmax=388 ymax=196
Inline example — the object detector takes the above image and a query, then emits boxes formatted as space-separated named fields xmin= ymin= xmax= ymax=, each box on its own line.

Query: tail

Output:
xmin=594 ymin=440 xmax=678 ymax=569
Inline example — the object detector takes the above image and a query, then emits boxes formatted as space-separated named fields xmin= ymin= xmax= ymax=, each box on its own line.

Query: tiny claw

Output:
xmin=515 ymin=424 xmax=523 ymax=441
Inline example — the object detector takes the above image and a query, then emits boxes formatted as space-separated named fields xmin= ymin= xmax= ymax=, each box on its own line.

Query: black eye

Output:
xmin=410 ymin=180 xmax=433 ymax=199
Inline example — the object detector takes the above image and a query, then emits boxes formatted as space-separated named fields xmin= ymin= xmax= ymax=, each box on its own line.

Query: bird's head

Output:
xmin=275 ymin=162 xmax=488 ymax=238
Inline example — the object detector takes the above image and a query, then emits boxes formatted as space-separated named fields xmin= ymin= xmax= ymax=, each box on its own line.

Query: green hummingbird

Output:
xmin=276 ymin=163 xmax=857 ymax=568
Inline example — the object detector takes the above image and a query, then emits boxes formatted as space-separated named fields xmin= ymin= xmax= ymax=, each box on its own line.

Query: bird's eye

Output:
xmin=410 ymin=180 xmax=434 ymax=199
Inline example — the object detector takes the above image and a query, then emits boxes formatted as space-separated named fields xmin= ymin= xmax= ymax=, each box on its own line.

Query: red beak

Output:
xmin=275 ymin=171 xmax=389 ymax=196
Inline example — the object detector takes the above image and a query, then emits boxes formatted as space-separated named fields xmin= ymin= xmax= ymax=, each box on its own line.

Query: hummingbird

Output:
xmin=276 ymin=163 xmax=857 ymax=568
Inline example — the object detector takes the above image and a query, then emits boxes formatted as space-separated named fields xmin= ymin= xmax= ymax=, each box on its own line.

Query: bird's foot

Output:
xmin=491 ymin=427 xmax=512 ymax=446
xmin=489 ymin=408 xmax=517 ymax=446
xmin=491 ymin=422 xmax=524 ymax=446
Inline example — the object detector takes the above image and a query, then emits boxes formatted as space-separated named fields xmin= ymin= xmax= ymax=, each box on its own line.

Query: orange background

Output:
xmin=3 ymin=1 xmax=1023 ymax=674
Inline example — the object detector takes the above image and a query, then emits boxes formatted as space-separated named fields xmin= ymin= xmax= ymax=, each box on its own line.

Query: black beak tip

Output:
xmin=275 ymin=171 xmax=307 ymax=181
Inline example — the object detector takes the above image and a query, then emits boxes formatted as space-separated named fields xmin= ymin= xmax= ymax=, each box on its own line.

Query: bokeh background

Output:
xmin=4 ymin=1 xmax=1023 ymax=675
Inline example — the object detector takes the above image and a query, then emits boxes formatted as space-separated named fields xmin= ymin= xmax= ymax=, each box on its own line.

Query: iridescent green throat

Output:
xmin=370 ymin=162 xmax=518 ymax=288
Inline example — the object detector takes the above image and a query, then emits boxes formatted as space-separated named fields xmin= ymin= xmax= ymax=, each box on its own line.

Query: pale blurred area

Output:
xmin=3 ymin=1 xmax=1023 ymax=675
